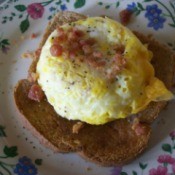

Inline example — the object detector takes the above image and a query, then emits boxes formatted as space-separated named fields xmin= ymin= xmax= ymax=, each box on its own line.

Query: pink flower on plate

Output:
xmin=27 ymin=3 xmax=44 ymax=19
xmin=149 ymin=165 xmax=169 ymax=175
xmin=158 ymin=155 xmax=175 ymax=164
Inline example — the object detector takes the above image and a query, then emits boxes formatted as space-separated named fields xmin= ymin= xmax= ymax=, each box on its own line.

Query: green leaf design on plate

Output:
xmin=74 ymin=0 xmax=86 ymax=9
xmin=139 ymin=162 xmax=148 ymax=170
xmin=0 ymin=125 xmax=6 ymax=137
xmin=144 ymin=0 xmax=153 ymax=2
xmin=132 ymin=171 xmax=138 ymax=175
xmin=120 ymin=172 xmax=128 ymax=175
xmin=3 ymin=146 xmax=18 ymax=157
xmin=167 ymin=42 xmax=173 ymax=46
xmin=105 ymin=5 xmax=110 ymax=9
xmin=35 ymin=159 xmax=42 ymax=166
xmin=15 ymin=4 xmax=27 ymax=12
xmin=135 ymin=10 xmax=141 ymax=16
xmin=169 ymin=23 xmax=175 ymax=27
xmin=20 ymin=18 xmax=30 ymax=33
xmin=11 ymin=12 xmax=16 ymax=16
xmin=1 ymin=39 xmax=10 ymax=45
xmin=98 ymin=2 xmax=103 ymax=5
xmin=116 ymin=1 xmax=120 ymax=8
xmin=170 ymin=2 xmax=175 ymax=13
xmin=2 ymin=20 xmax=6 ymax=24
xmin=137 ymin=2 xmax=144 ymax=10
xmin=162 ymin=144 xmax=172 ymax=154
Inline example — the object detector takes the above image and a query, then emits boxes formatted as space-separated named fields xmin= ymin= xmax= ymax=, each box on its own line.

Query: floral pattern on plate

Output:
xmin=1 ymin=0 xmax=86 ymax=33
xmin=98 ymin=0 xmax=175 ymax=30
xmin=0 ymin=125 xmax=42 ymax=175
xmin=110 ymin=130 xmax=175 ymax=175
xmin=0 ymin=1 xmax=175 ymax=175
xmin=0 ymin=35 xmax=10 ymax=54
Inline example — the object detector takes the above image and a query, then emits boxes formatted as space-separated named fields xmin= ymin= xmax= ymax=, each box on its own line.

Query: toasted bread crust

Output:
xmin=14 ymin=11 xmax=175 ymax=166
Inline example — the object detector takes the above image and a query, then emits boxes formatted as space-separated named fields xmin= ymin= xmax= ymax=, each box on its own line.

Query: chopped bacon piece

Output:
xmin=50 ymin=44 xmax=63 ymax=57
xmin=68 ymin=32 xmax=77 ymax=41
xmin=82 ymin=45 xmax=92 ymax=54
xmin=79 ymin=38 xmax=96 ymax=47
xmin=53 ymin=35 xmax=66 ymax=43
xmin=30 ymin=33 xmax=37 ymax=39
xmin=93 ymin=51 xmax=103 ymax=58
xmin=113 ymin=53 xmax=126 ymax=66
xmin=106 ymin=54 xmax=127 ymax=80
xmin=79 ymin=39 xmax=87 ymax=46
xmin=132 ymin=118 xmax=147 ymax=136
xmin=67 ymin=28 xmax=84 ymax=41
xmin=86 ymin=57 xmax=105 ymax=68
xmin=119 ymin=9 xmax=133 ymax=26
xmin=72 ymin=28 xmax=84 ymax=38
xmin=28 ymin=84 xmax=44 ymax=102
xmin=57 ymin=27 xmax=64 ymax=36
xmin=71 ymin=42 xmax=80 ymax=50
xmin=114 ymin=45 xmax=125 ymax=54
xmin=69 ymin=50 xmax=76 ymax=59
xmin=85 ymin=38 xmax=96 ymax=45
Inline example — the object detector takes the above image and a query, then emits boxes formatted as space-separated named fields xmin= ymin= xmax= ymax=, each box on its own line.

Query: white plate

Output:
xmin=0 ymin=0 xmax=175 ymax=175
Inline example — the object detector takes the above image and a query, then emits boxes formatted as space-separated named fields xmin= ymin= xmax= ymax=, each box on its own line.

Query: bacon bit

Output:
xmin=85 ymin=38 xmax=96 ymax=45
xmin=79 ymin=38 xmax=96 ymax=47
xmin=132 ymin=118 xmax=147 ymax=136
xmin=30 ymin=33 xmax=37 ymax=39
xmin=69 ymin=50 xmax=76 ymax=59
xmin=35 ymin=48 xmax=41 ymax=58
xmin=119 ymin=9 xmax=133 ymax=26
xmin=28 ymin=72 xmax=39 ymax=83
xmin=106 ymin=54 xmax=127 ymax=80
xmin=93 ymin=51 xmax=103 ymax=58
xmin=50 ymin=44 xmax=63 ymax=57
xmin=95 ymin=61 xmax=106 ymax=68
xmin=53 ymin=34 xmax=67 ymax=44
xmin=79 ymin=39 xmax=87 ymax=46
xmin=115 ymin=45 xmax=125 ymax=54
xmin=72 ymin=28 xmax=84 ymax=38
xmin=86 ymin=57 xmax=106 ymax=68
xmin=82 ymin=45 xmax=92 ymax=54
xmin=28 ymin=84 xmax=44 ymax=102
xmin=57 ymin=27 xmax=64 ymax=36
xmin=71 ymin=42 xmax=80 ymax=50
xmin=113 ymin=53 xmax=126 ymax=66
xmin=68 ymin=30 xmax=79 ymax=41
xmin=72 ymin=122 xmax=84 ymax=134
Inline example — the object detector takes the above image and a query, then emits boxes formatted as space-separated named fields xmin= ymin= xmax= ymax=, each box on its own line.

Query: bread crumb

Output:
xmin=30 ymin=32 xmax=40 ymax=39
xmin=21 ymin=51 xmax=35 ymax=59
xmin=86 ymin=167 xmax=92 ymax=171
xmin=72 ymin=122 xmax=84 ymax=134
xmin=73 ymin=140 xmax=80 ymax=145
xmin=119 ymin=9 xmax=133 ymax=26
xmin=12 ymin=60 xmax=17 ymax=64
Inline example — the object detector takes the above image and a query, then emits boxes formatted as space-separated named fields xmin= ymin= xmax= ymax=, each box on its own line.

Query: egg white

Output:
xmin=37 ymin=17 xmax=173 ymax=125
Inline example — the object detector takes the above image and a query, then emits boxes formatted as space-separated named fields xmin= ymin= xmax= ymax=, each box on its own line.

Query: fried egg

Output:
xmin=36 ymin=17 xmax=173 ymax=125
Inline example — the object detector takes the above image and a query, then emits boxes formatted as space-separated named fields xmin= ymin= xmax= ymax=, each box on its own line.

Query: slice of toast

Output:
xmin=14 ymin=11 xmax=175 ymax=166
